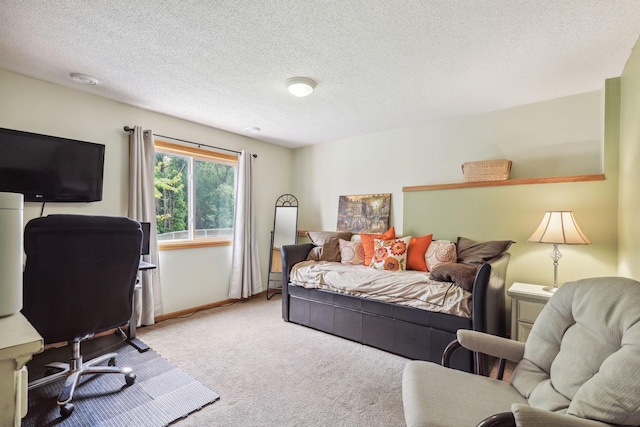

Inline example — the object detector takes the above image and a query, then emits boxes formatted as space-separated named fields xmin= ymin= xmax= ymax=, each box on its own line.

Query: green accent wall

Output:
xmin=404 ymin=79 xmax=620 ymax=300
xmin=618 ymin=39 xmax=640 ymax=279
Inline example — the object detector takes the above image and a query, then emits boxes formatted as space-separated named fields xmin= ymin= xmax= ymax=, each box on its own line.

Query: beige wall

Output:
xmin=0 ymin=69 xmax=294 ymax=314
xmin=618 ymin=40 xmax=640 ymax=280
xmin=5 ymin=44 xmax=639 ymax=315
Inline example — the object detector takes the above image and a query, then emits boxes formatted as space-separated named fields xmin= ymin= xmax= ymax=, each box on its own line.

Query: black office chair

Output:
xmin=22 ymin=214 xmax=142 ymax=418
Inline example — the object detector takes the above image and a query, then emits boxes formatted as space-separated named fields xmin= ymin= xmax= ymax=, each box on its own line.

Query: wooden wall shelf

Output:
xmin=402 ymin=174 xmax=605 ymax=192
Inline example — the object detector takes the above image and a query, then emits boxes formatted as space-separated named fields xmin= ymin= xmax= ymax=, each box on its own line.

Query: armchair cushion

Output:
xmin=511 ymin=404 xmax=611 ymax=427
xmin=511 ymin=277 xmax=640 ymax=425
xmin=403 ymin=361 xmax=527 ymax=427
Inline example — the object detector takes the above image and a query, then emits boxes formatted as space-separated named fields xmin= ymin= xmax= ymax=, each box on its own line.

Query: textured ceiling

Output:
xmin=1 ymin=1 xmax=640 ymax=148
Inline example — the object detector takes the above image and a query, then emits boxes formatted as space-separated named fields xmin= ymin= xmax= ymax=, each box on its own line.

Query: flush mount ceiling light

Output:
xmin=285 ymin=77 xmax=316 ymax=97
xmin=70 ymin=73 xmax=99 ymax=86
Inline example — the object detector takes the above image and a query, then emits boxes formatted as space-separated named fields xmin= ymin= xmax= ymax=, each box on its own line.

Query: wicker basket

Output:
xmin=461 ymin=159 xmax=512 ymax=183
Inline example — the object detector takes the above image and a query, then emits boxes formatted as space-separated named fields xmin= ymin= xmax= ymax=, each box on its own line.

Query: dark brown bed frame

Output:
xmin=280 ymin=243 xmax=510 ymax=372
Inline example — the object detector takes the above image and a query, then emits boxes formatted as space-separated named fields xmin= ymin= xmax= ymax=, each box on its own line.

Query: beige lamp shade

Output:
xmin=528 ymin=211 xmax=591 ymax=245
xmin=528 ymin=211 xmax=590 ymax=292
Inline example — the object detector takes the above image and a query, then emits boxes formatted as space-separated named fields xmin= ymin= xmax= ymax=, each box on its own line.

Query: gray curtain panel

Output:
xmin=229 ymin=150 xmax=262 ymax=299
xmin=128 ymin=125 xmax=163 ymax=325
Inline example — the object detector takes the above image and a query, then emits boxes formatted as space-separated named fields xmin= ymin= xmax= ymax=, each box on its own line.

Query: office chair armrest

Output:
xmin=511 ymin=404 xmax=612 ymax=426
xmin=457 ymin=330 xmax=525 ymax=362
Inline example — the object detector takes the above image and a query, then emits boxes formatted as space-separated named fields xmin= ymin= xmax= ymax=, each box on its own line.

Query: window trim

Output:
xmin=154 ymin=139 xmax=237 ymax=251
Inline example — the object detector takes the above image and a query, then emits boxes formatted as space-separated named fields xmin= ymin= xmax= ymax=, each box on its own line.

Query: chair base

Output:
xmin=28 ymin=340 xmax=136 ymax=418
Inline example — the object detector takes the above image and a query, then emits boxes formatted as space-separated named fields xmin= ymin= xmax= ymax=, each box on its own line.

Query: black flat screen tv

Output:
xmin=0 ymin=127 xmax=105 ymax=202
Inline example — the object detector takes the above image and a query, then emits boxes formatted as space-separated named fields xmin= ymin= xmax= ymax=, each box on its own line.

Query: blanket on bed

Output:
xmin=289 ymin=260 xmax=471 ymax=317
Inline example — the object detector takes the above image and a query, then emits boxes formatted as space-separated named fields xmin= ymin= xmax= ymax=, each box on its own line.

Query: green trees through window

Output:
xmin=154 ymin=141 xmax=236 ymax=243
xmin=155 ymin=152 xmax=188 ymax=236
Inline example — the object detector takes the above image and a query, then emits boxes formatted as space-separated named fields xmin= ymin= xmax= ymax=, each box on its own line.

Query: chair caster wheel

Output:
xmin=60 ymin=403 xmax=74 ymax=418
xmin=108 ymin=357 xmax=116 ymax=366
xmin=125 ymin=373 xmax=136 ymax=386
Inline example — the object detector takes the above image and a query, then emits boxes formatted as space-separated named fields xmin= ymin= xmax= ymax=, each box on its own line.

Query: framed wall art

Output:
xmin=336 ymin=193 xmax=391 ymax=233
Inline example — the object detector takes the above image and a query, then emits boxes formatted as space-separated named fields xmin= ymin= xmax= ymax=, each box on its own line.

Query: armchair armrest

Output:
xmin=511 ymin=404 xmax=611 ymax=427
xmin=457 ymin=330 xmax=525 ymax=363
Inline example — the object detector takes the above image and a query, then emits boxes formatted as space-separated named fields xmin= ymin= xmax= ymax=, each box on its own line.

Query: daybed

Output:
xmin=280 ymin=232 xmax=512 ymax=373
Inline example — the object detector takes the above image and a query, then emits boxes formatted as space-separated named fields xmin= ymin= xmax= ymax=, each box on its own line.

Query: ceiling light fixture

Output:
xmin=70 ymin=73 xmax=99 ymax=86
xmin=285 ymin=77 xmax=316 ymax=97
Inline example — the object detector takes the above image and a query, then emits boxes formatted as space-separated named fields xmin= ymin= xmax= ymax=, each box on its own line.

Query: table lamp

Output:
xmin=528 ymin=211 xmax=591 ymax=292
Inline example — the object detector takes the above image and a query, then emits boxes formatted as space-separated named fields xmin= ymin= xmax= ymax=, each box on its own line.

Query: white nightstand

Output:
xmin=508 ymin=282 xmax=553 ymax=342
xmin=0 ymin=313 xmax=43 ymax=425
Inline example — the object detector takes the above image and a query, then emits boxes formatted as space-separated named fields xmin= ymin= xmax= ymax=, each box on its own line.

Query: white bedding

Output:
xmin=289 ymin=260 xmax=471 ymax=317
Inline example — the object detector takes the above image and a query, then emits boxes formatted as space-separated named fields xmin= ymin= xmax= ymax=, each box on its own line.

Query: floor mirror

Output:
xmin=267 ymin=194 xmax=298 ymax=300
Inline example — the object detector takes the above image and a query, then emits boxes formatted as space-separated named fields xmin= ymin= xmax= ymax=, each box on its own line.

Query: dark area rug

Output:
xmin=23 ymin=334 xmax=219 ymax=427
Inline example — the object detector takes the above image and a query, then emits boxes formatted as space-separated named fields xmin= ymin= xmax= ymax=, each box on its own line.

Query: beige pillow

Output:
xmin=339 ymin=238 xmax=365 ymax=265
xmin=425 ymin=240 xmax=457 ymax=271
xmin=306 ymin=231 xmax=353 ymax=262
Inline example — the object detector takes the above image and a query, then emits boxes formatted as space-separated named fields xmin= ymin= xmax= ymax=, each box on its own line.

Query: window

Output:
xmin=154 ymin=140 xmax=237 ymax=249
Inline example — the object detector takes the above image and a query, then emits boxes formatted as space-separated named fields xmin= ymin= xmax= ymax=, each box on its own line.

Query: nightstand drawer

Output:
xmin=517 ymin=300 xmax=546 ymax=323
xmin=516 ymin=322 xmax=533 ymax=343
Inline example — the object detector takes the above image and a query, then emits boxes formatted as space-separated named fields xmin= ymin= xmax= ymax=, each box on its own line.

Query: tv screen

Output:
xmin=0 ymin=127 xmax=105 ymax=202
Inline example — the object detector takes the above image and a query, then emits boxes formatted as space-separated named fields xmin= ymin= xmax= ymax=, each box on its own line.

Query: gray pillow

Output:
xmin=456 ymin=237 xmax=514 ymax=265
xmin=306 ymin=231 xmax=353 ymax=262
xmin=429 ymin=263 xmax=478 ymax=292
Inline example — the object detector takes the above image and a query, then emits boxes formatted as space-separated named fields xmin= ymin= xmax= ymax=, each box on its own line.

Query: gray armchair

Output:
xmin=402 ymin=277 xmax=640 ymax=426
xmin=22 ymin=215 xmax=142 ymax=418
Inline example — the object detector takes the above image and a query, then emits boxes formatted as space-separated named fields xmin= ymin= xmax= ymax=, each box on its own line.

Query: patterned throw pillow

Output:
xmin=360 ymin=227 xmax=396 ymax=266
xmin=425 ymin=240 xmax=457 ymax=271
xmin=339 ymin=238 xmax=365 ymax=265
xmin=370 ymin=236 xmax=411 ymax=271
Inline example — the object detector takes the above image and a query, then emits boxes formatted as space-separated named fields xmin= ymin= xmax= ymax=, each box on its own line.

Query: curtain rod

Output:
xmin=123 ymin=126 xmax=257 ymax=158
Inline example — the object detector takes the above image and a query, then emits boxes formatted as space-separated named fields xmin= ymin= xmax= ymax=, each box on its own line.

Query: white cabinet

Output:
xmin=0 ymin=313 xmax=43 ymax=427
xmin=508 ymin=282 xmax=553 ymax=342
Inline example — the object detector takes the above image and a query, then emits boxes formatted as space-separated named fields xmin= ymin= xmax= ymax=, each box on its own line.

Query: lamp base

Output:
xmin=542 ymin=286 xmax=558 ymax=293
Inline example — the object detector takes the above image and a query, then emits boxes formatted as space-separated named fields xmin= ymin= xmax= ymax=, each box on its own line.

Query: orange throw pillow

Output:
xmin=406 ymin=234 xmax=433 ymax=271
xmin=360 ymin=226 xmax=395 ymax=266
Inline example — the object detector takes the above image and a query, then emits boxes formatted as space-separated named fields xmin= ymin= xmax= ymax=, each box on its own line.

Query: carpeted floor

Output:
xmin=23 ymin=334 xmax=219 ymax=427
xmin=139 ymin=296 xmax=409 ymax=427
